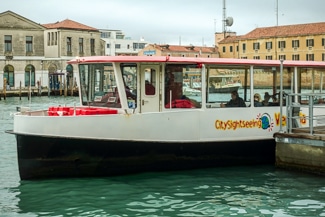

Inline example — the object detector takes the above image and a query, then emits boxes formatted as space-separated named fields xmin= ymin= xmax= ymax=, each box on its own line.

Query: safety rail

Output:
xmin=286 ymin=93 xmax=325 ymax=135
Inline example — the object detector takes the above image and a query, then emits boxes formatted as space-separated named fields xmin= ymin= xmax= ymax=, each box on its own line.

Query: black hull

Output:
xmin=14 ymin=133 xmax=275 ymax=180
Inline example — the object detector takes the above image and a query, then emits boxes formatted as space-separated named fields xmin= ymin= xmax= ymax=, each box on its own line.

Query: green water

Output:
xmin=1 ymin=96 xmax=325 ymax=217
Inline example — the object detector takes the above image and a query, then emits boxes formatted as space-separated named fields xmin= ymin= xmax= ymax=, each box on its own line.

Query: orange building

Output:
xmin=218 ymin=22 xmax=325 ymax=61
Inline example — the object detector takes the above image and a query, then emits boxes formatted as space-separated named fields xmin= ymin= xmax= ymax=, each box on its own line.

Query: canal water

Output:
xmin=1 ymin=96 xmax=325 ymax=217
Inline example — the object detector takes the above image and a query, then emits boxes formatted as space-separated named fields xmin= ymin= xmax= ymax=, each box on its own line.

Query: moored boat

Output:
xmin=209 ymin=74 xmax=241 ymax=93
xmin=6 ymin=56 xmax=325 ymax=180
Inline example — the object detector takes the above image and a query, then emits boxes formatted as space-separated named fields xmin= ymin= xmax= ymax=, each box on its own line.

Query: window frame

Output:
xmin=4 ymin=35 xmax=12 ymax=52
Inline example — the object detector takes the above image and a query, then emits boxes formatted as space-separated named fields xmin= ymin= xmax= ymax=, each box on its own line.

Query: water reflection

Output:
xmin=10 ymin=166 xmax=325 ymax=217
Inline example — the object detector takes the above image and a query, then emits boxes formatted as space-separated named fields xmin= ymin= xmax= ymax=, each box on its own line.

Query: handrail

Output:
xmin=285 ymin=93 xmax=325 ymax=135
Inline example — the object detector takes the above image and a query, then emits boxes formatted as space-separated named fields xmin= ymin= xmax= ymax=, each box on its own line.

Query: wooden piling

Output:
xmin=59 ymin=76 xmax=62 ymax=96
xmin=3 ymin=78 xmax=6 ymax=100
xmin=19 ymin=81 xmax=22 ymax=100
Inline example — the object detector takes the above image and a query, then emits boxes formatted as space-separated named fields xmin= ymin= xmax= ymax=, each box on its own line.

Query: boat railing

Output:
xmin=286 ymin=93 xmax=325 ymax=135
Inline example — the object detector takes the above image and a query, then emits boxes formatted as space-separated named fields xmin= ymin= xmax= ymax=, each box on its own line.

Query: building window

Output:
xmin=51 ymin=32 xmax=54 ymax=45
xmin=292 ymin=54 xmax=300 ymax=60
xmin=253 ymin=56 xmax=260 ymax=59
xmin=266 ymin=42 xmax=272 ymax=49
xmin=322 ymin=38 xmax=325 ymax=47
xmin=133 ymin=43 xmax=139 ymax=49
xmin=242 ymin=43 xmax=246 ymax=51
xmin=322 ymin=53 xmax=325 ymax=61
xmin=266 ymin=55 xmax=272 ymax=60
xmin=107 ymin=44 xmax=110 ymax=48
xmin=67 ymin=37 xmax=72 ymax=53
xmin=26 ymin=36 xmax=33 ymax=52
xmin=253 ymin=42 xmax=260 ymax=50
xmin=292 ymin=40 xmax=299 ymax=48
xmin=115 ymin=44 xmax=121 ymax=49
xmin=139 ymin=43 xmax=146 ymax=49
xmin=55 ymin=32 xmax=58 ymax=45
xmin=90 ymin=39 xmax=95 ymax=53
xmin=278 ymin=41 xmax=286 ymax=49
xmin=79 ymin=38 xmax=84 ymax=53
xmin=230 ymin=46 xmax=233 ymax=52
xmin=279 ymin=55 xmax=286 ymax=60
xmin=47 ymin=32 xmax=50 ymax=46
xmin=3 ymin=64 xmax=14 ymax=87
xmin=101 ymin=32 xmax=111 ymax=38
xmin=306 ymin=54 xmax=314 ymax=61
xmin=306 ymin=39 xmax=314 ymax=47
xmin=116 ymin=34 xmax=124 ymax=39
xmin=4 ymin=35 xmax=12 ymax=52
xmin=24 ymin=64 xmax=35 ymax=87
xmin=236 ymin=45 xmax=238 ymax=52
xmin=222 ymin=46 xmax=226 ymax=52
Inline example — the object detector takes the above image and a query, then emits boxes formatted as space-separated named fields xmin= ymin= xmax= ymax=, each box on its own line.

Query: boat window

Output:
xmin=252 ymin=67 xmax=298 ymax=107
xmin=206 ymin=66 xmax=248 ymax=108
xmin=79 ymin=63 xmax=122 ymax=108
xmin=121 ymin=64 xmax=137 ymax=108
xmin=253 ymin=67 xmax=280 ymax=107
xmin=144 ymin=69 xmax=156 ymax=96
xmin=164 ymin=64 xmax=202 ymax=109
xmin=298 ymin=68 xmax=325 ymax=104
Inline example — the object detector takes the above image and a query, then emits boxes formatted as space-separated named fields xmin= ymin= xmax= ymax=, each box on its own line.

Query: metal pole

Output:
xmin=287 ymin=94 xmax=291 ymax=133
xmin=309 ymin=95 xmax=313 ymax=135
xmin=279 ymin=59 xmax=284 ymax=132
xmin=29 ymin=69 xmax=32 ymax=105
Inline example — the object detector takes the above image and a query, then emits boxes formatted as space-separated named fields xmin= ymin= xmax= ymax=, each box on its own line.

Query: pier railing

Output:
xmin=286 ymin=93 xmax=325 ymax=135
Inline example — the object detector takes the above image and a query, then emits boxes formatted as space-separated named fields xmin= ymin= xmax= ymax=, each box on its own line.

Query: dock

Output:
xmin=0 ymin=87 xmax=78 ymax=98
xmin=274 ymin=93 xmax=325 ymax=175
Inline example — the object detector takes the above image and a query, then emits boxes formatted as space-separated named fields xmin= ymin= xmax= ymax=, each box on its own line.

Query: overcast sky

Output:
xmin=2 ymin=0 xmax=325 ymax=46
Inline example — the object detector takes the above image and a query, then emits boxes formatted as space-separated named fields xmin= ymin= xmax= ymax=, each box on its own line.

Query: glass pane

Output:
xmin=165 ymin=64 xmax=201 ymax=108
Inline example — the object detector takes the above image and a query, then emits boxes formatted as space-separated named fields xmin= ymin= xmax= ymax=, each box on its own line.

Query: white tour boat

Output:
xmin=7 ymin=56 xmax=325 ymax=179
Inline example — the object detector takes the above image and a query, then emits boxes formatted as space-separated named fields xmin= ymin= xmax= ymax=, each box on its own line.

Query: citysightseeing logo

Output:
xmin=215 ymin=113 xmax=274 ymax=131
xmin=258 ymin=113 xmax=274 ymax=132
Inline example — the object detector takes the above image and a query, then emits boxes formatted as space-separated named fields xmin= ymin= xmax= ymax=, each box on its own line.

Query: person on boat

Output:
xmin=145 ymin=80 xmax=155 ymax=95
xmin=270 ymin=94 xmax=279 ymax=106
xmin=220 ymin=90 xmax=246 ymax=107
xmin=254 ymin=93 xmax=263 ymax=107
xmin=125 ymin=85 xmax=136 ymax=100
xmin=262 ymin=92 xmax=271 ymax=106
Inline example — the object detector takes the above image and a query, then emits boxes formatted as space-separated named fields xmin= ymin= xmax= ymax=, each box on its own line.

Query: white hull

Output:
xmin=14 ymin=107 xmax=283 ymax=142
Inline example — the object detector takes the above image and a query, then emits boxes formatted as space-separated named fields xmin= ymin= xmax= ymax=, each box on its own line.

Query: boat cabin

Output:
xmin=70 ymin=56 xmax=325 ymax=113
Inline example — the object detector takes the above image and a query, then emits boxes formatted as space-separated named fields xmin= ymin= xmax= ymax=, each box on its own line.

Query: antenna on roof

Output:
xmin=276 ymin=0 xmax=278 ymax=26
xmin=223 ymin=0 xmax=234 ymax=38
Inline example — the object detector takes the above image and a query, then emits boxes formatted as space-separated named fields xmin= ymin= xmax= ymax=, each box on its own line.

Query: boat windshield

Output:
xmin=79 ymin=63 xmax=137 ymax=108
